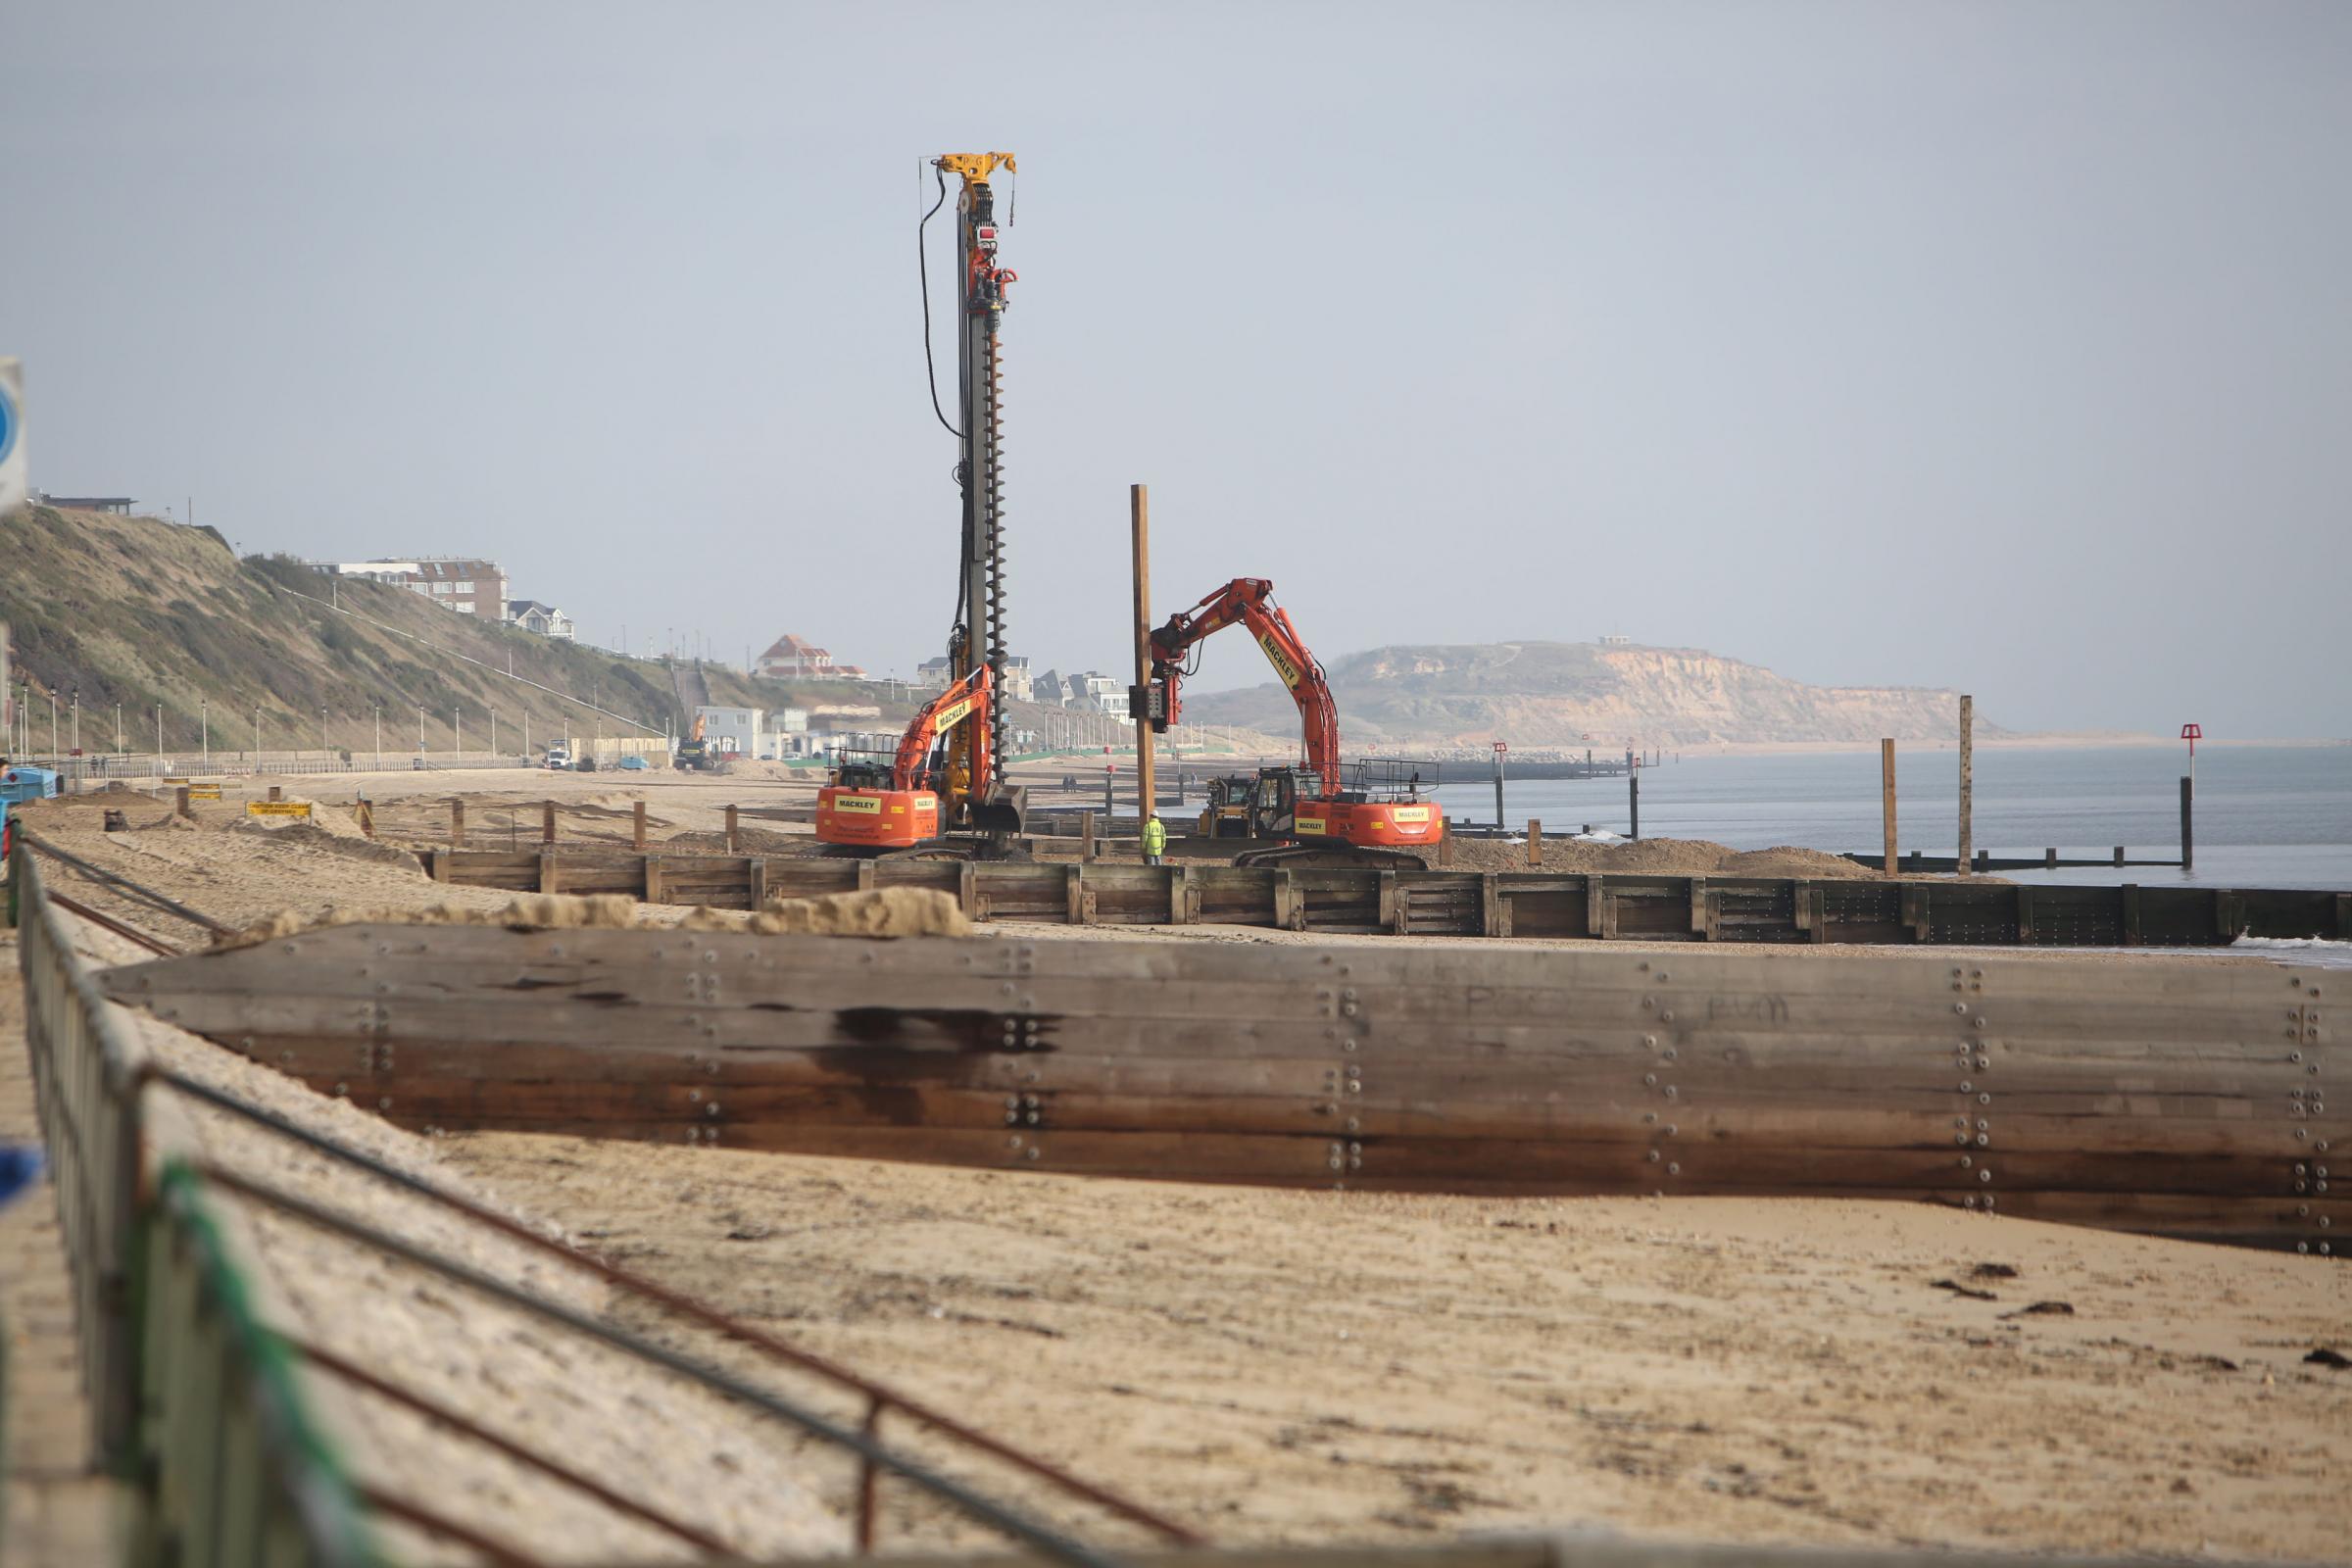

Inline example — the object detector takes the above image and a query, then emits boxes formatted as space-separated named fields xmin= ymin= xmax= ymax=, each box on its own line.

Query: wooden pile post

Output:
xmin=1957 ymin=696 xmax=1974 ymax=877
xmin=1880 ymin=739 xmax=1896 ymax=876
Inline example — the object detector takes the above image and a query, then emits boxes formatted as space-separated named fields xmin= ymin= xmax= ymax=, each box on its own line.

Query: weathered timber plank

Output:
xmin=237 ymin=1047 xmax=2328 ymax=1168
xmin=113 ymin=933 xmax=2321 ymax=1039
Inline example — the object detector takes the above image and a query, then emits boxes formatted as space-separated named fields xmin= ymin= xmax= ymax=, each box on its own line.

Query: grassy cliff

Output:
xmin=0 ymin=505 xmax=880 ymax=754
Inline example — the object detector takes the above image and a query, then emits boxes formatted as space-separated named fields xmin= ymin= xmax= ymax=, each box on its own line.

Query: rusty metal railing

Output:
xmin=190 ymin=1159 xmax=1130 ymax=1568
xmin=151 ymin=1063 xmax=1194 ymax=1559
xmin=13 ymin=842 xmax=379 ymax=1566
xmin=12 ymin=835 xmax=1186 ymax=1563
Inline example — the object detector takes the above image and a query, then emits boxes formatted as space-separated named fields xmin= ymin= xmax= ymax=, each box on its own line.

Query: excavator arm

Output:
xmin=894 ymin=666 xmax=993 ymax=792
xmin=1146 ymin=578 xmax=1342 ymax=795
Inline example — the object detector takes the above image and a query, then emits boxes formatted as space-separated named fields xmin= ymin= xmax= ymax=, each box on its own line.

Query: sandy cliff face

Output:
xmin=1183 ymin=641 xmax=1987 ymax=748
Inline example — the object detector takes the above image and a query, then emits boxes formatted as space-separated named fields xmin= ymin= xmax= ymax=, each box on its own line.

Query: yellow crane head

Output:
xmin=935 ymin=152 xmax=1016 ymax=189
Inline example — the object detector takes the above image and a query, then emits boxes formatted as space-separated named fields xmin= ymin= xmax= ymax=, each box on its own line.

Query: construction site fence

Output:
xmin=10 ymin=843 xmax=377 ymax=1566
xmin=24 ymin=752 xmax=592 ymax=786
xmin=8 ymin=838 xmax=1183 ymax=1566
xmin=421 ymin=849 xmax=2352 ymax=948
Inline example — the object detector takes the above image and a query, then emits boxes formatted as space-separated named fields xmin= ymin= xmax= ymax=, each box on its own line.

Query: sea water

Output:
xmin=1428 ymin=744 xmax=2352 ymax=891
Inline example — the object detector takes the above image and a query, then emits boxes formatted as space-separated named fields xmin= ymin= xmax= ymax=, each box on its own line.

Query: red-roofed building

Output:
xmin=756 ymin=633 xmax=868 ymax=681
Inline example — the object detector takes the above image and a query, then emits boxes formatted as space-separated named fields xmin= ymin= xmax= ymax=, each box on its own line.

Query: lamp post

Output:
xmin=201 ymin=697 xmax=209 ymax=770
xmin=115 ymin=702 xmax=123 ymax=755
xmin=320 ymin=707 xmax=328 ymax=760
xmin=454 ymin=707 xmax=462 ymax=759
xmin=155 ymin=704 xmax=163 ymax=757
xmin=373 ymin=705 xmax=382 ymax=771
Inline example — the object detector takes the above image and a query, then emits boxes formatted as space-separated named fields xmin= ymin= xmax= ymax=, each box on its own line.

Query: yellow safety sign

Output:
xmin=246 ymin=801 xmax=313 ymax=819
xmin=185 ymin=785 xmax=222 ymax=801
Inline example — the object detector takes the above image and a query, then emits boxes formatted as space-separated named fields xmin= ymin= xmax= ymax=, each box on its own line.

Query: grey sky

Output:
xmin=5 ymin=2 xmax=2346 ymax=737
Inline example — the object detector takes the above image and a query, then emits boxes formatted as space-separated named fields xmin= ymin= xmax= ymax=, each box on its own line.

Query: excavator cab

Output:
xmin=830 ymin=751 xmax=897 ymax=792
xmin=1195 ymin=767 xmax=1326 ymax=840
xmin=1250 ymin=765 xmax=1323 ymax=836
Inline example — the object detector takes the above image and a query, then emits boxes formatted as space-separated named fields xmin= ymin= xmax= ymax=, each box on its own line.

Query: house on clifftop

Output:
xmin=505 ymin=600 xmax=574 ymax=640
xmin=756 ymin=633 xmax=867 ymax=682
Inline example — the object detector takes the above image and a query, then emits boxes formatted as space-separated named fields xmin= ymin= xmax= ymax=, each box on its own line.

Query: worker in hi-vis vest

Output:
xmin=1142 ymin=812 xmax=1168 ymax=866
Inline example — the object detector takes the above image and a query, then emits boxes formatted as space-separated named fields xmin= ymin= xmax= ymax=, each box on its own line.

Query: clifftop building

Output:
xmin=756 ymin=633 xmax=867 ymax=682
xmin=310 ymin=558 xmax=509 ymax=619
xmin=505 ymin=600 xmax=574 ymax=640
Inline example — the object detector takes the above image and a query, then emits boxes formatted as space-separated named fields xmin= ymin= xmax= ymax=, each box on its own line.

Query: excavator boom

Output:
xmin=1147 ymin=578 xmax=1342 ymax=794
xmin=1145 ymin=578 xmax=1441 ymax=862
xmin=892 ymin=667 xmax=993 ymax=791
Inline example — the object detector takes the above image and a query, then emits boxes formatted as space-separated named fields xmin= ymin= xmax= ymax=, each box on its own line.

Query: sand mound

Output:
xmin=225 ymin=816 xmax=422 ymax=872
xmin=1716 ymin=845 xmax=1879 ymax=877
xmin=218 ymin=893 xmax=643 ymax=949
xmin=220 ymin=887 xmax=967 ymax=949
xmin=680 ymin=887 xmax=969 ymax=938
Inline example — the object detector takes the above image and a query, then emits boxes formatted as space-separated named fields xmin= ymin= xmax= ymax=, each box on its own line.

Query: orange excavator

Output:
xmin=1141 ymin=578 xmax=1443 ymax=868
xmin=815 ymin=665 xmax=1024 ymax=855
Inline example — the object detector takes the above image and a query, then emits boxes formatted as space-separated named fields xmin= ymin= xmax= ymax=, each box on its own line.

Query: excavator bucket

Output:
xmin=968 ymin=784 xmax=1027 ymax=838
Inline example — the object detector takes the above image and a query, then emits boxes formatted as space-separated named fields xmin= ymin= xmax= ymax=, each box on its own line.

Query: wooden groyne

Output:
xmin=418 ymin=848 xmax=2352 ymax=947
xmin=106 ymin=924 xmax=2342 ymax=1252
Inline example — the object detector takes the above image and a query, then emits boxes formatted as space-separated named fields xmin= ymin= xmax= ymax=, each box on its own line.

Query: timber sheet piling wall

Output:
xmin=107 ymin=923 xmax=2344 ymax=1253
xmin=423 ymin=849 xmax=2352 ymax=947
